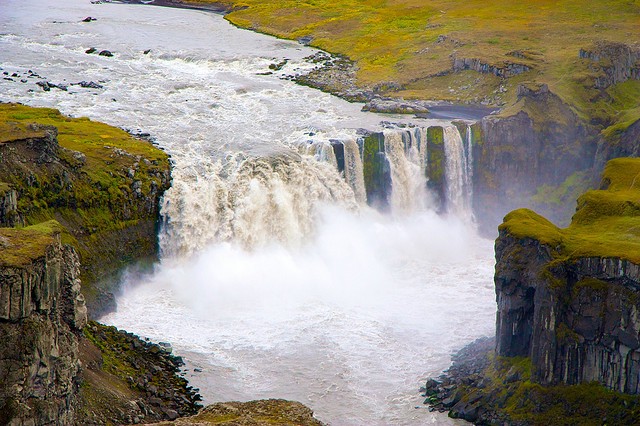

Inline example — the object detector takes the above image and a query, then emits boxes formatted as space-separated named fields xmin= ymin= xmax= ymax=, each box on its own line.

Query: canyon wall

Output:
xmin=494 ymin=157 xmax=640 ymax=392
xmin=0 ymin=104 xmax=171 ymax=317
xmin=0 ymin=224 xmax=87 ymax=425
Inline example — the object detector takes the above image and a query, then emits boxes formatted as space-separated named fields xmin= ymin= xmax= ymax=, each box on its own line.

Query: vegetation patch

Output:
xmin=427 ymin=339 xmax=640 ymax=425
xmin=0 ymin=103 xmax=170 ymax=314
xmin=500 ymin=158 xmax=640 ymax=264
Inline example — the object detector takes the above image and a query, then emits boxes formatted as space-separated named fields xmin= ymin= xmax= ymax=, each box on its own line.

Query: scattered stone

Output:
xmin=36 ymin=81 xmax=51 ymax=91
xmin=77 ymin=80 xmax=103 ymax=89
xmin=144 ymin=49 xmax=151 ymax=54
xmin=99 ymin=50 xmax=114 ymax=57
xmin=82 ymin=16 xmax=97 ymax=22
xmin=85 ymin=47 xmax=97 ymax=54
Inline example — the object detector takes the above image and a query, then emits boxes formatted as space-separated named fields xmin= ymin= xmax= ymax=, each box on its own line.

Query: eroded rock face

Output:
xmin=474 ymin=85 xmax=598 ymax=233
xmin=495 ymin=230 xmax=640 ymax=393
xmin=0 ymin=234 xmax=87 ymax=425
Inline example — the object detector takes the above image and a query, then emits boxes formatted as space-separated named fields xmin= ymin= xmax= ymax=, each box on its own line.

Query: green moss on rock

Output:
xmin=0 ymin=103 xmax=171 ymax=316
xmin=500 ymin=158 xmax=640 ymax=264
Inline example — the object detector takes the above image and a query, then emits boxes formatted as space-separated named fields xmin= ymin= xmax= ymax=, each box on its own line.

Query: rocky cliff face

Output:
xmin=495 ymin=232 xmax=640 ymax=392
xmin=0 ymin=104 xmax=171 ymax=318
xmin=494 ymin=157 xmax=640 ymax=392
xmin=0 ymin=223 xmax=87 ymax=425
xmin=473 ymin=84 xmax=599 ymax=233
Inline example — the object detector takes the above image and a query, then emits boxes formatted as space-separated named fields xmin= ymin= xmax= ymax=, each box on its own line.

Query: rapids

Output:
xmin=0 ymin=0 xmax=496 ymax=424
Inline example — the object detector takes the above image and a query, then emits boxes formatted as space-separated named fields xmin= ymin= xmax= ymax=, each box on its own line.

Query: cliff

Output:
xmin=0 ymin=103 xmax=171 ymax=317
xmin=0 ymin=222 xmax=87 ymax=425
xmin=495 ymin=157 xmax=640 ymax=391
xmin=472 ymin=83 xmax=599 ymax=233
xmin=425 ymin=157 xmax=640 ymax=424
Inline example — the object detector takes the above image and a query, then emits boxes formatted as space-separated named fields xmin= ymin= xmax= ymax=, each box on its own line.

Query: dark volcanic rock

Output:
xmin=0 ymin=231 xmax=87 ymax=425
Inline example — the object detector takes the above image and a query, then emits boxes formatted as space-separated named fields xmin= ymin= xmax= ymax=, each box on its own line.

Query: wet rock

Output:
xmin=99 ymin=50 xmax=114 ymax=57
xmin=82 ymin=16 xmax=97 ymax=22
xmin=77 ymin=80 xmax=103 ymax=89
xmin=85 ymin=47 xmax=97 ymax=54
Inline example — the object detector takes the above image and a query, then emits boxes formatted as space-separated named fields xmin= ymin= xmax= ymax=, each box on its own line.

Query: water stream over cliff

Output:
xmin=0 ymin=0 xmax=495 ymax=424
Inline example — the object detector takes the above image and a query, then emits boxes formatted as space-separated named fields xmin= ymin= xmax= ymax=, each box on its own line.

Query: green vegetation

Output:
xmin=0 ymin=220 xmax=62 ymax=267
xmin=500 ymin=157 xmax=640 ymax=264
xmin=0 ymin=103 xmax=170 ymax=310
xmin=197 ymin=0 xmax=640 ymax=137
xmin=453 ymin=354 xmax=640 ymax=425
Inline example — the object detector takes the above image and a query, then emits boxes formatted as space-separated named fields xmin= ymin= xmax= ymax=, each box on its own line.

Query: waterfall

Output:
xmin=343 ymin=137 xmax=367 ymax=204
xmin=443 ymin=126 xmax=473 ymax=217
xmin=159 ymin=152 xmax=358 ymax=257
xmin=383 ymin=128 xmax=429 ymax=213
xmin=465 ymin=125 xmax=474 ymax=207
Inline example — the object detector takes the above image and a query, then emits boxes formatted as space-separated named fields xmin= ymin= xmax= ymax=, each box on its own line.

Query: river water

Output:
xmin=0 ymin=1 xmax=496 ymax=424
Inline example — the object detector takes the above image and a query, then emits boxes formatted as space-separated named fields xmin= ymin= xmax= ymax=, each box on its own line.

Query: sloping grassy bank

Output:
xmin=0 ymin=103 xmax=171 ymax=316
xmin=187 ymin=0 xmax=640 ymax=140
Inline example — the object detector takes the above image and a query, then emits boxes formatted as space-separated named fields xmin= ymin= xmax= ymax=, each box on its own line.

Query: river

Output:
xmin=0 ymin=0 xmax=496 ymax=424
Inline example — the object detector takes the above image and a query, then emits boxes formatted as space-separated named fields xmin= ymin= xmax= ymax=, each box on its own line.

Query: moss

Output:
xmin=500 ymin=158 xmax=640 ymax=264
xmin=426 ymin=126 xmax=444 ymax=188
xmin=556 ymin=322 xmax=581 ymax=344
xmin=0 ymin=220 xmax=62 ymax=267
xmin=0 ymin=103 xmax=170 ymax=310
xmin=361 ymin=133 xmax=388 ymax=204
xmin=453 ymin=353 xmax=640 ymax=425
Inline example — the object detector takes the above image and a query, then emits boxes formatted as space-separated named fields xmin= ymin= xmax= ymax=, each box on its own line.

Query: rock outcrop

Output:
xmin=150 ymin=399 xmax=325 ymax=426
xmin=0 ymin=222 xmax=87 ymax=425
xmin=495 ymin=157 xmax=640 ymax=392
xmin=579 ymin=42 xmax=640 ymax=89
xmin=0 ymin=103 xmax=171 ymax=317
xmin=473 ymin=83 xmax=599 ymax=233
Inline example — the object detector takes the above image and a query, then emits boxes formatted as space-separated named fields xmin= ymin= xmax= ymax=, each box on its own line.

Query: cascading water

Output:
xmin=382 ymin=128 xmax=430 ymax=213
xmin=160 ymin=151 xmax=359 ymax=256
xmin=0 ymin=1 xmax=495 ymax=424
xmin=443 ymin=126 xmax=474 ymax=217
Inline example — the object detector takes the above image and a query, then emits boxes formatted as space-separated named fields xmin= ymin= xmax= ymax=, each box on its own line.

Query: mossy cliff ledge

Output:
xmin=0 ymin=224 xmax=87 ymax=425
xmin=0 ymin=103 xmax=171 ymax=317
xmin=495 ymin=157 xmax=640 ymax=392
xmin=425 ymin=158 xmax=640 ymax=424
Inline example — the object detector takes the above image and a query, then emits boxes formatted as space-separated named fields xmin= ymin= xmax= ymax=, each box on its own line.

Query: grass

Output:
xmin=500 ymin=157 xmax=640 ymax=264
xmin=0 ymin=220 xmax=62 ymax=267
xmin=190 ymin=0 xmax=640 ymax=136
xmin=0 ymin=103 xmax=170 ymax=305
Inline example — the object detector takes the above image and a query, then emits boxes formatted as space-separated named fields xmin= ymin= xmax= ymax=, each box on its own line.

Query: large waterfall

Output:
xmin=0 ymin=1 xmax=495 ymax=424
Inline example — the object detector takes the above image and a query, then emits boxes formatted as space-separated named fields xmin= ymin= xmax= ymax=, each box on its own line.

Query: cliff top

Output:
xmin=500 ymin=157 xmax=640 ymax=263
xmin=0 ymin=103 xmax=171 ymax=315
xmin=0 ymin=220 xmax=62 ymax=267
xmin=194 ymin=0 xmax=640 ymax=139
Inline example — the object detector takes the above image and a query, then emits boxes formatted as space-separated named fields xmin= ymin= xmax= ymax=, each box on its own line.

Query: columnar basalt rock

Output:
xmin=0 ymin=226 xmax=87 ymax=425
xmin=494 ymin=158 xmax=640 ymax=394
xmin=495 ymin=228 xmax=640 ymax=393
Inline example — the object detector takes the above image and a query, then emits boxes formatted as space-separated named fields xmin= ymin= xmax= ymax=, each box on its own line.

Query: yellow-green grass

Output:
xmin=190 ymin=0 xmax=640 ymax=134
xmin=0 ymin=220 xmax=63 ymax=267
xmin=501 ymin=157 xmax=640 ymax=264
xmin=0 ymin=103 xmax=169 ymax=293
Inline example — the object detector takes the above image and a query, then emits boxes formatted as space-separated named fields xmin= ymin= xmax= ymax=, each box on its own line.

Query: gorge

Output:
xmin=1 ymin=0 xmax=639 ymax=425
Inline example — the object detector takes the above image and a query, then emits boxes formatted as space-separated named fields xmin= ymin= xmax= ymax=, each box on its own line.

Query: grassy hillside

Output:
xmin=0 ymin=103 xmax=170 ymax=313
xmin=194 ymin=0 xmax=640 ymax=137
xmin=500 ymin=157 xmax=640 ymax=264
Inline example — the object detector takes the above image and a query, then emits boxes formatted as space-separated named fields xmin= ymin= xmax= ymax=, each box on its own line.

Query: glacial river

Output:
xmin=0 ymin=0 xmax=496 ymax=424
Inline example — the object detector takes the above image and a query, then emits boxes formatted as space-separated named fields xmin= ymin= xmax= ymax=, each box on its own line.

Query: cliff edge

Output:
xmin=0 ymin=103 xmax=171 ymax=317
xmin=425 ymin=157 xmax=640 ymax=424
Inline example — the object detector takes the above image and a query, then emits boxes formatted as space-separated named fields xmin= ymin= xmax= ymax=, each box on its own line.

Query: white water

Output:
xmin=0 ymin=0 xmax=495 ymax=424
xmin=443 ymin=127 xmax=474 ymax=217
